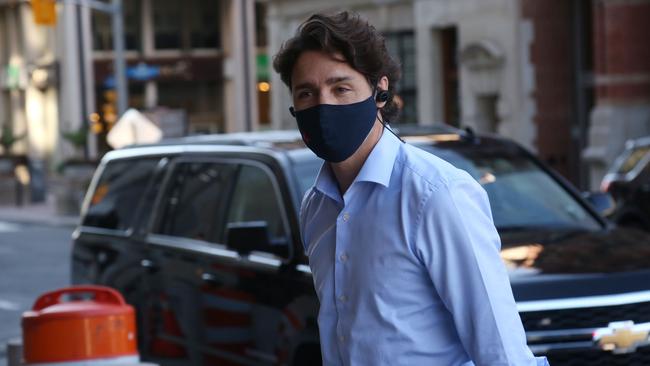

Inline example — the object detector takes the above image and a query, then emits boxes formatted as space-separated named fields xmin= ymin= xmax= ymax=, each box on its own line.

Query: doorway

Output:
xmin=476 ymin=94 xmax=499 ymax=133
xmin=441 ymin=27 xmax=459 ymax=126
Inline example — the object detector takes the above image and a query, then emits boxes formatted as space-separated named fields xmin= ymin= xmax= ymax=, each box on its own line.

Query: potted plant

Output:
xmin=0 ymin=124 xmax=26 ymax=155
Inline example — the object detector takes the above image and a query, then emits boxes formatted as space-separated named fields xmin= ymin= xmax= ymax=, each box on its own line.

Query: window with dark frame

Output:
xmin=153 ymin=0 xmax=183 ymax=49
xmin=255 ymin=1 xmax=268 ymax=48
xmin=384 ymin=31 xmax=417 ymax=124
xmin=92 ymin=0 xmax=221 ymax=52
xmin=92 ymin=0 xmax=142 ymax=51
xmin=154 ymin=0 xmax=221 ymax=51
xmin=190 ymin=0 xmax=220 ymax=49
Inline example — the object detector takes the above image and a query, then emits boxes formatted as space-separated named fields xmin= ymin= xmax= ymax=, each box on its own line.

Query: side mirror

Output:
xmin=583 ymin=191 xmax=616 ymax=217
xmin=225 ymin=221 xmax=288 ymax=257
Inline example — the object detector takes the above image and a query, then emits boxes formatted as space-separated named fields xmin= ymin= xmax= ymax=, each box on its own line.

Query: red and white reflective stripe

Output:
xmin=148 ymin=293 xmax=186 ymax=358
xmin=201 ymin=287 xmax=256 ymax=366
xmin=201 ymin=289 xmax=254 ymax=344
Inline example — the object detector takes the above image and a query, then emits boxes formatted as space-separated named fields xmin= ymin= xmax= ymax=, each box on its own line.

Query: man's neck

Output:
xmin=330 ymin=121 xmax=383 ymax=195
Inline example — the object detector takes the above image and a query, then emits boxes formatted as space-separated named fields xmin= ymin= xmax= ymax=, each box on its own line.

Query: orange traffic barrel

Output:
xmin=22 ymin=285 xmax=139 ymax=365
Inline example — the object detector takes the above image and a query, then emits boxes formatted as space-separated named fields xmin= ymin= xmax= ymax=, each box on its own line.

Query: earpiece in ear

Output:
xmin=376 ymin=90 xmax=390 ymax=103
xmin=289 ymin=106 xmax=296 ymax=117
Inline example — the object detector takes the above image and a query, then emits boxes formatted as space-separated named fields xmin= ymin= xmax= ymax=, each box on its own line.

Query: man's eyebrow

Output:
xmin=293 ymin=81 xmax=316 ymax=91
xmin=293 ymin=76 xmax=354 ymax=91
xmin=325 ymin=76 xmax=353 ymax=85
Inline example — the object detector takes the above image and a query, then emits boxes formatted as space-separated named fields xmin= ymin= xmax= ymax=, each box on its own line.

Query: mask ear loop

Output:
xmin=374 ymin=87 xmax=405 ymax=143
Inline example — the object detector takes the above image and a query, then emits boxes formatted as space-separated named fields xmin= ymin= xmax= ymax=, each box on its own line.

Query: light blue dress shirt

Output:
xmin=299 ymin=130 xmax=549 ymax=366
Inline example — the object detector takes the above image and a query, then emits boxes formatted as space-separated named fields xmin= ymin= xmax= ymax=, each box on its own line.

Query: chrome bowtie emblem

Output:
xmin=593 ymin=321 xmax=650 ymax=354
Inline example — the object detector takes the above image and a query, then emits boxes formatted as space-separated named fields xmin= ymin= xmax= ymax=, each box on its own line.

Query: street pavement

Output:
xmin=0 ymin=215 xmax=74 ymax=365
xmin=0 ymin=201 xmax=79 ymax=228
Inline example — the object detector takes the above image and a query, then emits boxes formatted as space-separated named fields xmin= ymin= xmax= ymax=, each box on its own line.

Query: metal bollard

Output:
xmin=7 ymin=337 xmax=23 ymax=366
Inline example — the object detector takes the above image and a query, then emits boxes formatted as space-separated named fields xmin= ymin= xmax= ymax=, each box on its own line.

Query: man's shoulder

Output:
xmin=397 ymin=143 xmax=474 ymax=193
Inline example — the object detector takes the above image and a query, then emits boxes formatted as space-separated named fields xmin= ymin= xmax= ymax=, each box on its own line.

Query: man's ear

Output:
xmin=376 ymin=76 xmax=390 ymax=109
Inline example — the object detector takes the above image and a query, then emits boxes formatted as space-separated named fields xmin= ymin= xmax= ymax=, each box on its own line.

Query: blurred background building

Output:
xmin=0 ymin=0 xmax=648 ymax=197
xmin=90 ymin=0 xmax=266 ymax=145
xmin=268 ymin=0 xmax=650 ymax=190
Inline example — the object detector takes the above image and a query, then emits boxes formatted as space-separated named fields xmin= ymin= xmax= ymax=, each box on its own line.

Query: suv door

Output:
xmin=73 ymin=156 xmax=161 ymax=286
xmin=146 ymin=155 xmax=318 ymax=366
xmin=72 ymin=156 xmax=162 ymax=348
xmin=203 ymin=161 xmax=319 ymax=366
xmin=144 ymin=158 xmax=239 ymax=365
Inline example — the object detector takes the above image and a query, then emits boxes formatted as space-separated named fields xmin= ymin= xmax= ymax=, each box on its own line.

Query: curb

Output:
xmin=0 ymin=217 xmax=79 ymax=228
xmin=0 ymin=209 xmax=79 ymax=229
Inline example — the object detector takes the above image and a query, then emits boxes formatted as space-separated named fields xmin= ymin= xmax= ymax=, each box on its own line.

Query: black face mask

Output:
xmin=292 ymin=95 xmax=377 ymax=163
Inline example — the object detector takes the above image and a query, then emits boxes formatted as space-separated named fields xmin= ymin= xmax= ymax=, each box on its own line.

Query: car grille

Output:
xmin=546 ymin=346 xmax=650 ymax=366
xmin=521 ymin=300 xmax=650 ymax=364
xmin=520 ymin=300 xmax=650 ymax=331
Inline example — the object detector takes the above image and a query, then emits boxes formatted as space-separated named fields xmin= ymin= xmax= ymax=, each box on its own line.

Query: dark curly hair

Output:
xmin=273 ymin=11 xmax=402 ymax=122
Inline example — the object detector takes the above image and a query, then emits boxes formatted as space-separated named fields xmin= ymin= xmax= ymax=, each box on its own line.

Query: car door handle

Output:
xmin=201 ymin=272 xmax=223 ymax=287
xmin=140 ymin=259 xmax=159 ymax=272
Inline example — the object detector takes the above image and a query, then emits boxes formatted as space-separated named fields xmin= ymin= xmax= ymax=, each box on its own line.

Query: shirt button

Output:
xmin=342 ymin=213 xmax=350 ymax=222
xmin=339 ymin=253 xmax=348 ymax=262
xmin=339 ymin=335 xmax=346 ymax=342
xmin=339 ymin=295 xmax=347 ymax=302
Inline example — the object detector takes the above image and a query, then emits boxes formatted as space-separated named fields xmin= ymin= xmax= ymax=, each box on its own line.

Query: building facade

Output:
xmin=583 ymin=0 xmax=650 ymax=189
xmin=90 ymin=0 xmax=263 ymax=151
xmin=267 ymin=0 xmax=650 ymax=189
xmin=267 ymin=0 xmax=550 ymax=177
xmin=2 ymin=0 xmax=266 ymax=165
xmin=0 ymin=0 xmax=67 ymax=163
xmin=2 ymin=0 xmax=648 ymax=190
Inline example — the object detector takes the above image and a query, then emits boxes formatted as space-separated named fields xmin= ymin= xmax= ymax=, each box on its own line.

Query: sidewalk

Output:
xmin=0 ymin=197 xmax=79 ymax=228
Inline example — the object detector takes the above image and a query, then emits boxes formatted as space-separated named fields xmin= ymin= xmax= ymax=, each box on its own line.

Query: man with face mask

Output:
xmin=273 ymin=11 xmax=549 ymax=366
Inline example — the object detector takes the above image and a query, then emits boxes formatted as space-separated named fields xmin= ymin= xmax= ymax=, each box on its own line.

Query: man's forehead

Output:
xmin=291 ymin=50 xmax=363 ymax=88
xmin=301 ymin=49 xmax=346 ymax=63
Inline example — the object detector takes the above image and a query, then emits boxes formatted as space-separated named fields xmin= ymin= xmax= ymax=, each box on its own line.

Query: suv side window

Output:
xmin=225 ymin=164 xmax=290 ymax=253
xmin=83 ymin=158 xmax=160 ymax=230
xmin=155 ymin=161 xmax=237 ymax=242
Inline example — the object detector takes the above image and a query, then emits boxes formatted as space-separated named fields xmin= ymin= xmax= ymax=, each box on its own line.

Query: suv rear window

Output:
xmin=83 ymin=158 xmax=160 ymax=230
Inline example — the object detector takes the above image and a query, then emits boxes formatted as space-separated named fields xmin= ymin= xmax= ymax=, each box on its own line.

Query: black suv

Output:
xmin=72 ymin=126 xmax=650 ymax=366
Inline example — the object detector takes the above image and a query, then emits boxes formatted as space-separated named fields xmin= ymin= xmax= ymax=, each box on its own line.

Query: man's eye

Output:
xmin=297 ymin=91 xmax=313 ymax=99
xmin=336 ymin=87 xmax=351 ymax=94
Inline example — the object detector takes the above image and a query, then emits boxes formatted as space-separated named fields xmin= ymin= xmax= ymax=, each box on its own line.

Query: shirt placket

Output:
xmin=334 ymin=197 xmax=353 ymax=364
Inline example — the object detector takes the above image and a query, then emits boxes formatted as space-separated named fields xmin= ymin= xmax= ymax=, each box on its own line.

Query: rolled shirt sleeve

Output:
xmin=414 ymin=175 xmax=549 ymax=366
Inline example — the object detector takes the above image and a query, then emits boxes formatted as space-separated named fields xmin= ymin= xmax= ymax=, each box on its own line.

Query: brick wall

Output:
xmin=521 ymin=0 xmax=576 ymax=182
xmin=593 ymin=0 xmax=650 ymax=104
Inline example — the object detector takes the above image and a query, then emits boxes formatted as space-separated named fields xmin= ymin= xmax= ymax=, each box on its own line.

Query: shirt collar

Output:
xmin=354 ymin=128 xmax=401 ymax=188
xmin=313 ymin=128 xmax=402 ymax=201
xmin=314 ymin=162 xmax=341 ymax=203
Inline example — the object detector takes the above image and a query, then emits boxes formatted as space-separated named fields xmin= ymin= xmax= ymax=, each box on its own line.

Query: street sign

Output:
xmin=127 ymin=62 xmax=160 ymax=81
xmin=257 ymin=54 xmax=269 ymax=81
xmin=31 ymin=0 xmax=57 ymax=26
xmin=107 ymin=109 xmax=162 ymax=149
xmin=2 ymin=64 xmax=26 ymax=90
